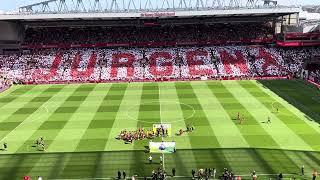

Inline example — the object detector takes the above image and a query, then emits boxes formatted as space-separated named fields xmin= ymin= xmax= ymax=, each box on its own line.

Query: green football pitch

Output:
xmin=0 ymin=80 xmax=319 ymax=179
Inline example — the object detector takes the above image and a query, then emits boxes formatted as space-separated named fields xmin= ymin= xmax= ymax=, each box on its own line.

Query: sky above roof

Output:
xmin=0 ymin=0 xmax=319 ymax=12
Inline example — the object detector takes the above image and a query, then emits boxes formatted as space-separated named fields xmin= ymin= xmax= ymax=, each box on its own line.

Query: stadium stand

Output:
xmin=23 ymin=23 xmax=274 ymax=46
xmin=1 ymin=46 xmax=319 ymax=84
xmin=0 ymin=0 xmax=320 ymax=179
xmin=305 ymin=58 xmax=320 ymax=86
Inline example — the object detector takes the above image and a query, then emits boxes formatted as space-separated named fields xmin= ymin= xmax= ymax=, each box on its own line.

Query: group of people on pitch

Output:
xmin=192 ymin=168 xmax=217 ymax=179
xmin=176 ymin=124 xmax=195 ymax=136
xmin=36 ymin=137 xmax=46 ymax=151
xmin=237 ymin=112 xmax=272 ymax=124
xmin=116 ymin=127 xmax=169 ymax=143
xmin=2 ymin=137 xmax=46 ymax=152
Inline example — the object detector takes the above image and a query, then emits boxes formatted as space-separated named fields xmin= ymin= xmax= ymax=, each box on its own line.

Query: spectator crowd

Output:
xmin=0 ymin=46 xmax=319 ymax=85
xmin=305 ymin=60 xmax=320 ymax=85
xmin=24 ymin=23 xmax=273 ymax=46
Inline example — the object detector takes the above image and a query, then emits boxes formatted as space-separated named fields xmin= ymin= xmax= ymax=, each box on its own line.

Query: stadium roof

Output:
xmin=0 ymin=0 xmax=300 ymax=21
xmin=0 ymin=7 xmax=300 ymax=21
xmin=300 ymin=11 xmax=320 ymax=20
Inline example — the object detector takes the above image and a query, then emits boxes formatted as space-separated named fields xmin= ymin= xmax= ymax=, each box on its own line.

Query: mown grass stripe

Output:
xmin=74 ymin=83 xmax=116 ymax=152
xmin=48 ymin=153 xmax=74 ymax=179
xmin=61 ymin=83 xmax=129 ymax=179
xmin=205 ymin=81 xmax=302 ymax=174
xmin=131 ymin=83 xmax=161 ymax=177
xmin=0 ymin=148 xmax=315 ymax=179
xmin=241 ymin=81 xmax=320 ymax=151
xmin=135 ymin=82 xmax=161 ymax=134
xmin=45 ymin=153 xmax=69 ymax=179
xmin=42 ymin=84 xmax=92 ymax=152
xmin=137 ymin=83 xmax=161 ymax=126
xmin=159 ymin=82 xmax=197 ymax=176
xmin=159 ymin=83 xmax=193 ymax=148
xmin=287 ymin=150 xmax=320 ymax=177
xmin=205 ymin=81 xmax=287 ymax=174
xmin=0 ymin=86 xmax=67 ymax=179
xmin=255 ymin=81 xmax=320 ymax=137
xmin=223 ymin=81 xmax=313 ymax=151
xmin=174 ymin=82 xmax=231 ymax=172
xmin=0 ymin=86 xmax=60 ymax=153
xmin=0 ymin=85 xmax=36 ymax=108
xmin=13 ymin=85 xmax=69 ymax=153
xmin=8 ymin=85 xmax=80 ymax=179
xmin=0 ymin=86 xmax=39 ymax=123
xmin=207 ymin=81 xmax=279 ymax=149
xmin=0 ymin=81 xmax=318 ymax=179
xmin=104 ymin=83 xmax=141 ymax=152
xmin=101 ymin=83 xmax=142 ymax=179
xmin=192 ymin=81 xmax=249 ymax=148
xmin=259 ymin=80 xmax=320 ymax=122
xmin=57 ymin=84 xmax=128 ymax=179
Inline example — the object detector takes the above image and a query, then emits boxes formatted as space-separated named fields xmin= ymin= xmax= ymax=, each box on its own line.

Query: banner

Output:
xmin=140 ymin=12 xmax=175 ymax=18
xmin=149 ymin=142 xmax=176 ymax=153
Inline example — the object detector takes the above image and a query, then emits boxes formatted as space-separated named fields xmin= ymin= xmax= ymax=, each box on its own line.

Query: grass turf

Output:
xmin=0 ymin=80 xmax=319 ymax=179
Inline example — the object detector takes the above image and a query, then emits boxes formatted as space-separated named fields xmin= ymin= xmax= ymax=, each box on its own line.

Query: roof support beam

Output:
xmin=18 ymin=0 xmax=282 ymax=13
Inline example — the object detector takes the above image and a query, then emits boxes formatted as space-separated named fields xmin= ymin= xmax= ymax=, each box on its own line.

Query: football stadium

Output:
xmin=0 ymin=0 xmax=319 ymax=179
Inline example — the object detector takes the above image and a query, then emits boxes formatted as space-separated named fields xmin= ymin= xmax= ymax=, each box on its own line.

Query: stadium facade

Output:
xmin=0 ymin=0 xmax=319 ymax=85
xmin=0 ymin=1 xmax=320 ymax=179
xmin=0 ymin=0 xmax=303 ymax=51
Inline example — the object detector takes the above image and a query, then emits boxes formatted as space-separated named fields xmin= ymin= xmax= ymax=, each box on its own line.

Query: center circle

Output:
xmin=126 ymin=100 xmax=195 ymax=124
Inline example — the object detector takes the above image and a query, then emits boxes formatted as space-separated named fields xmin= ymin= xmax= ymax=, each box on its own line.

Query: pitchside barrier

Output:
xmin=22 ymin=76 xmax=289 ymax=85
